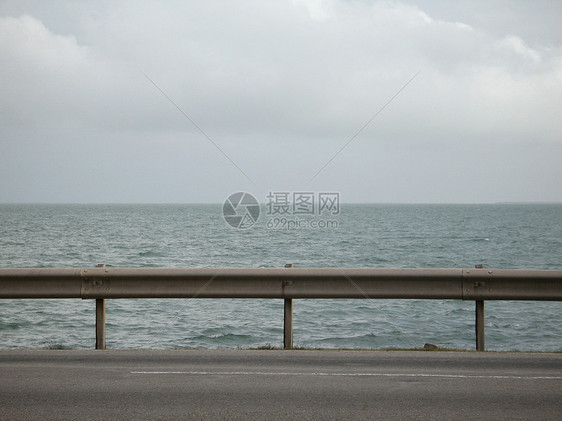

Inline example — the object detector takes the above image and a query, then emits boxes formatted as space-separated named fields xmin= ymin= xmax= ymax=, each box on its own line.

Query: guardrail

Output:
xmin=1 ymin=265 xmax=561 ymax=351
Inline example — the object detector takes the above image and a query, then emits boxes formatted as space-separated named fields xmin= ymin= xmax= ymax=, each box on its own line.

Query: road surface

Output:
xmin=1 ymin=349 xmax=561 ymax=420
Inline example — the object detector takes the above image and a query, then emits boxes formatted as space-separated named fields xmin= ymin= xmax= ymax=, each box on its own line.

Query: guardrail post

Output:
xmin=95 ymin=264 xmax=106 ymax=350
xmin=96 ymin=298 xmax=106 ymax=349
xmin=474 ymin=265 xmax=485 ymax=351
xmin=475 ymin=300 xmax=485 ymax=351
xmin=284 ymin=264 xmax=293 ymax=350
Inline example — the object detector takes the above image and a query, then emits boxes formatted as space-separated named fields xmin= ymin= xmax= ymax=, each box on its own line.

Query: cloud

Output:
xmin=0 ymin=15 xmax=97 ymax=120
xmin=0 ymin=1 xmax=560 ymax=202
xmin=2 ymin=4 xmax=560 ymax=141
xmin=293 ymin=0 xmax=334 ymax=21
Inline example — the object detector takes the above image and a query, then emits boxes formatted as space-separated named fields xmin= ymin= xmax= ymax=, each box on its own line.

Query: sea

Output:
xmin=0 ymin=203 xmax=560 ymax=351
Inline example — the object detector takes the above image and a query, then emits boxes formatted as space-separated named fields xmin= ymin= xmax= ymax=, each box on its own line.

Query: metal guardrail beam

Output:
xmin=79 ymin=267 xmax=464 ymax=299
xmin=462 ymin=268 xmax=562 ymax=300
xmin=1 ymin=267 xmax=561 ymax=351
xmin=0 ymin=267 xmax=560 ymax=300
xmin=0 ymin=268 xmax=82 ymax=298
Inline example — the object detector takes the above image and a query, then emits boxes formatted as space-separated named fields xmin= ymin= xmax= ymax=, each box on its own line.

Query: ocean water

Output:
xmin=0 ymin=203 xmax=560 ymax=351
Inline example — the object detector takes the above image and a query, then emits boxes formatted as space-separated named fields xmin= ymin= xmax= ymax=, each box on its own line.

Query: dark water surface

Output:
xmin=0 ymin=203 xmax=560 ymax=350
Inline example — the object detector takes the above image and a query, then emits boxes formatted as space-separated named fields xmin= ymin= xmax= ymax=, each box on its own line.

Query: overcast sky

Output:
xmin=1 ymin=0 xmax=560 ymax=203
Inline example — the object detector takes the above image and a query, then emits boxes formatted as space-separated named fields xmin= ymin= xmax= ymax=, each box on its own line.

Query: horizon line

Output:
xmin=1 ymin=201 xmax=561 ymax=205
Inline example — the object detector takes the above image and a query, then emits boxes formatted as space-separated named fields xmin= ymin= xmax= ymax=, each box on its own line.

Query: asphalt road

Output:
xmin=0 ymin=349 xmax=561 ymax=420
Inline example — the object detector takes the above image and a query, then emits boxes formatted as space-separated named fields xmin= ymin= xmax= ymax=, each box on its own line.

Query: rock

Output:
xmin=423 ymin=343 xmax=439 ymax=350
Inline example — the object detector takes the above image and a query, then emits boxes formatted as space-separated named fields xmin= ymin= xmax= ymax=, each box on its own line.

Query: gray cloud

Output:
xmin=1 ymin=1 xmax=560 ymax=203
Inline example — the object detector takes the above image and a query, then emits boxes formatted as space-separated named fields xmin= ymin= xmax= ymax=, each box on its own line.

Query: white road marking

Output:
xmin=130 ymin=371 xmax=562 ymax=380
